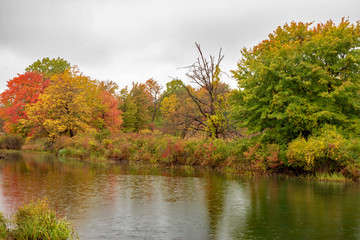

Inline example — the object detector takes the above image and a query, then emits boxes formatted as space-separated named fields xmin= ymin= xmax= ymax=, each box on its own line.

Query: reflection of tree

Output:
xmin=2 ymin=152 xmax=358 ymax=239
xmin=236 ymin=178 xmax=360 ymax=240
xmin=0 ymin=152 xmax=116 ymax=218
xmin=204 ymin=175 xmax=227 ymax=238
xmin=0 ymin=153 xmax=217 ymax=219
xmin=1 ymin=160 xmax=24 ymax=214
xmin=104 ymin=172 xmax=118 ymax=204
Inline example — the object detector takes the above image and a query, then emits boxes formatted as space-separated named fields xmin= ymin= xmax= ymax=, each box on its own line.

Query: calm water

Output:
xmin=0 ymin=151 xmax=360 ymax=240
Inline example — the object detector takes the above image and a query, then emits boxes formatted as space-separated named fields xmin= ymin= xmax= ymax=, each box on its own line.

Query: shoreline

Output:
xmin=0 ymin=148 xmax=354 ymax=183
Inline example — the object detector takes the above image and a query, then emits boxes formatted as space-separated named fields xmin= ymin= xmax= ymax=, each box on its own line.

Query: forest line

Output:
xmin=1 ymin=18 xmax=360 ymax=180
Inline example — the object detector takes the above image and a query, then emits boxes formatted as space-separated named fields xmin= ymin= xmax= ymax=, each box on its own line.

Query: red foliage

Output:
xmin=0 ymin=72 xmax=49 ymax=133
xmin=203 ymin=142 xmax=216 ymax=159
xmin=244 ymin=144 xmax=283 ymax=172
xmin=161 ymin=138 xmax=186 ymax=162
xmin=99 ymin=90 xmax=123 ymax=132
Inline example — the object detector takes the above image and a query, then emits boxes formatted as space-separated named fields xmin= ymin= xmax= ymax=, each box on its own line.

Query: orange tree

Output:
xmin=96 ymin=85 xmax=123 ymax=133
xmin=22 ymin=68 xmax=121 ymax=139
xmin=0 ymin=72 xmax=49 ymax=134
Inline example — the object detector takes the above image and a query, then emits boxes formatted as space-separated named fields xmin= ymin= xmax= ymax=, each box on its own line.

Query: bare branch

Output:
xmin=181 ymin=42 xmax=229 ymax=138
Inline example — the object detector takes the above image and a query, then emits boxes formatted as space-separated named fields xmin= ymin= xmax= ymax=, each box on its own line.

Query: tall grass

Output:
xmin=315 ymin=172 xmax=348 ymax=182
xmin=6 ymin=199 xmax=78 ymax=240
xmin=0 ymin=212 xmax=8 ymax=240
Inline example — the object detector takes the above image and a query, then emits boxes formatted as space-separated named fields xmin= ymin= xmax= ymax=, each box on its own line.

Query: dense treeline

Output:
xmin=1 ymin=19 xmax=360 ymax=180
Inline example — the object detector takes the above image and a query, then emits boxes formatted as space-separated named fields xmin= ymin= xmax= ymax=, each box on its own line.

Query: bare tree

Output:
xmin=183 ymin=42 xmax=230 ymax=138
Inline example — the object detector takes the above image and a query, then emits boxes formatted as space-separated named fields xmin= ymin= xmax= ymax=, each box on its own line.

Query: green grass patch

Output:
xmin=0 ymin=198 xmax=78 ymax=240
xmin=315 ymin=172 xmax=349 ymax=182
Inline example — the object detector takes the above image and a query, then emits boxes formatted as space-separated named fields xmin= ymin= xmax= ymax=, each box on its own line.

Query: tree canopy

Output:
xmin=21 ymin=68 xmax=122 ymax=139
xmin=22 ymin=68 xmax=99 ymax=138
xmin=119 ymin=82 xmax=151 ymax=132
xmin=231 ymin=19 xmax=360 ymax=143
xmin=0 ymin=72 xmax=49 ymax=133
xmin=161 ymin=79 xmax=198 ymax=138
xmin=26 ymin=57 xmax=71 ymax=79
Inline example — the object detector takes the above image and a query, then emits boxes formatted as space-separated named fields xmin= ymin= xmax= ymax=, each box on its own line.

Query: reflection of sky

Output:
xmin=0 ymin=172 xmax=10 ymax=215
xmin=215 ymin=181 xmax=249 ymax=239
xmin=77 ymin=176 xmax=211 ymax=239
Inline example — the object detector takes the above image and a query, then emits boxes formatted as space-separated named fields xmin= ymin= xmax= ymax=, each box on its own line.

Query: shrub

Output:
xmin=0 ymin=134 xmax=24 ymax=150
xmin=21 ymin=137 xmax=52 ymax=151
xmin=53 ymin=134 xmax=107 ymax=160
xmin=94 ymin=129 xmax=110 ymax=142
xmin=286 ymin=125 xmax=359 ymax=176
xmin=243 ymin=143 xmax=284 ymax=173
xmin=13 ymin=199 xmax=78 ymax=240
xmin=154 ymin=137 xmax=186 ymax=164
xmin=51 ymin=136 xmax=72 ymax=153
xmin=339 ymin=138 xmax=360 ymax=179
xmin=35 ymin=129 xmax=360 ymax=178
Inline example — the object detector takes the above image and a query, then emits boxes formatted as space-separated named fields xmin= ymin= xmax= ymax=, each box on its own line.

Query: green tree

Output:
xmin=231 ymin=19 xmax=360 ymax=143
xmin=120 ymin=93 xmax=138 ymax=132
xmin=26 ymin=57 xmax=71 ymax=79
xmin=162 ymin=79 xmax=185 ymax=99
xmin=119 ymin=83 xmax=151 ymax=132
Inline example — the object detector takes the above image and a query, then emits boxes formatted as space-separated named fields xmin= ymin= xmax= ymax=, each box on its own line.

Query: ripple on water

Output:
xmin=1 ymin=152 xmax=360 ymax=239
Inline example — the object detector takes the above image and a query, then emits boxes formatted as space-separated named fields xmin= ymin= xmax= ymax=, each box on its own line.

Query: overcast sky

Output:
xmin=1 ymin=0 xmax=359 ymax=93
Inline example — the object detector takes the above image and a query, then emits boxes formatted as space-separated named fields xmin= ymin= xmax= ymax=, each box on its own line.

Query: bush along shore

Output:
xmin=2 ymin=126 xmax=360 ymax=182
xmin=0 ymin=199 xmax=78 ymax=240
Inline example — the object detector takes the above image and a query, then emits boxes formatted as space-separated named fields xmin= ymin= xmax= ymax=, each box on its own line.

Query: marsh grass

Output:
xmin=315 ymin=172 xmax=349 ymax=182
xmin=5 ymin=199 xmax=79 ymax=240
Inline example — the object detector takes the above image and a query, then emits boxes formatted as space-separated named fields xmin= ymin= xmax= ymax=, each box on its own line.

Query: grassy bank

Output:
xmin=2 ymin=128 xmax=360 ymax=182
xmin=0 ymin=199 xmax=78 ymax=240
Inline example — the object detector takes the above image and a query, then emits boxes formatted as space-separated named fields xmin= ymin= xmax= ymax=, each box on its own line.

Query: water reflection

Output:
xmin=0 ymin=151 xmax=360 ymax=239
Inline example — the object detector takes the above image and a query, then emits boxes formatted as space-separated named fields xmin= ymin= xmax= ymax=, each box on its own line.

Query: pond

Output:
xmin=0 ymin=151 xmax=360 ymax=239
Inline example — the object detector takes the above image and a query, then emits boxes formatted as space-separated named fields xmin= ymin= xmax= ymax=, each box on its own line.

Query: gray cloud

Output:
xmin=1 ymin=0 xmax=360 ymax=92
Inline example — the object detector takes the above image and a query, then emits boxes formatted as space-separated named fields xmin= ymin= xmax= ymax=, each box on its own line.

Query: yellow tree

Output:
xmin=160 ymin=79 xmax=200 ymax=138
xmin=22 ymin=68 xmax=100 ymax=139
